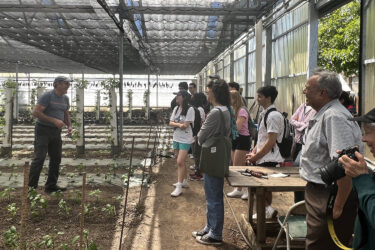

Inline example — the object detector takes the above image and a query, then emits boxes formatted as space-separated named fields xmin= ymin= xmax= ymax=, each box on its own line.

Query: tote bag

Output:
xmin=199 ymin=109 xmax=231 ymax=178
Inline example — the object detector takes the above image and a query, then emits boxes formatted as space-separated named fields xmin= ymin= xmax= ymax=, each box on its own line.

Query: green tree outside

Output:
xmin=318 ymin=0 xmax=360 ymax=77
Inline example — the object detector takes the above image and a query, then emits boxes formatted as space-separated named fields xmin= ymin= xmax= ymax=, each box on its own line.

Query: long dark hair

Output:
xmin=177 ymin=94 xmax=191 ymax=116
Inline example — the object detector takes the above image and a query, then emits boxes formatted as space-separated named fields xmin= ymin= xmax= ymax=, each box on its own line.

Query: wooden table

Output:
xmin=226 ymin=166 xmax=306 ymax=244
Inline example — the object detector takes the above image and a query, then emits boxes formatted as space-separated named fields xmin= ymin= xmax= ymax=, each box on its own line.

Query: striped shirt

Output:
xmin=299 ymin=99 xmax=364 ymax=184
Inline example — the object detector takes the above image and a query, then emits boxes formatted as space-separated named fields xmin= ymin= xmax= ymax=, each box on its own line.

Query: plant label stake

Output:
xmin=20 ymin=161 xmax=30 ymax=249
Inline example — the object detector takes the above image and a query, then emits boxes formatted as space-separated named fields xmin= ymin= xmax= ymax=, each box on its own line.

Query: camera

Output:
xmin=319 ymin=146 xmax=359 ymax=185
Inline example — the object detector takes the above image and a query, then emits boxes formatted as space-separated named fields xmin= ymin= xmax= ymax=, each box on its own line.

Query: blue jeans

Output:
xmin=203 ymin=174 xmax=224 ymax=241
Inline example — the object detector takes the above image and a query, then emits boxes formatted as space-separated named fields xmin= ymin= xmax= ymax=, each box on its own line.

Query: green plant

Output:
xmin=74 ymin=78 xmax=89 ymax=89
xmin=58 ymin=199 xmax=70 ymax=216
xmin=7 ymin=203 xmax=18 ymax=216
xmin=60 ymin=235 xmax=80 ymax=250
xmin=143 ymin=89 xmax=150 ymax=109
xmin=89 ymin=189 xmax=101 ymax=202
xmin=29 ymin=193 xmax=47 ymax=217
xmin=52 ymin=190 xmax=63 ymax=199
xmin=113 ymin=195 xmax=123 ymax=203
xmin=1 ymin=187 xmax=15 ymax=202
xmin=109 ymin=163 xmax=119 ymax=176
xmin=38 ymin=231 xmax=64 ymax=249
xmin=102 ymin=204 xmax=116 ymax=216
xmin=3 ymin=79 xmax=18 ymax=88
xmin=76 ymin=163 xmax=84 ymax=174
xmin=83 ymin=229 xmax=98 ymax=250
xmin=4 ymin=226 xmax=19 ymax=248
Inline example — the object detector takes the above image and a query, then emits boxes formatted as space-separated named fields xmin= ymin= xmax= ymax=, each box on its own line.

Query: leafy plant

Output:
xmin=89 ymin=189 xmax=101 ymax=202
xmin=7 ymin=203 xmax=18 ymax=216
xmin=3 ymin=79 xmax=18 ymax=88
xmin=52 ymin=190 xmax=63 ymax=199
xmin=102 ymin=204 xmax=116 ymax=216
xmin=113 ymin=195 xmax=123 ymax=203
xmin=29 ymin=193 xmax=47 ymax=217
xmin=1 ymin=187 xmax=15 ymax=202
xmin=4 ymin=226 xmax=19 ymax=249
xmin=74 ymin=78 xmax=89 ymax=89
xmin=58 ymin=199 xmax=71 ymax=216
xmin=38 ymin=231 xmax=64 ymax=249
xmin=83 ymin=229 xmax=98 ymax=250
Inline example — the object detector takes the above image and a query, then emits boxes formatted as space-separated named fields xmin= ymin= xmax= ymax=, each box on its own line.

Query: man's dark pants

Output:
xmin=192 ymin=140 xmax=202 ymax=175
xmin=305 ymin=182 xmax=358 ymax=250
xmin=29 ymin=123 xmax=62 ymax=189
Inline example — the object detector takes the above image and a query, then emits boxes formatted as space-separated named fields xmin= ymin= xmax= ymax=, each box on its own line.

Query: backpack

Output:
xmin=241 ymin=106 xmax=257 ymax=141
xmin=264 ymin=108 xmax=293 ymax=158
xmin=190 ymin=106 xmax=202 ymax=136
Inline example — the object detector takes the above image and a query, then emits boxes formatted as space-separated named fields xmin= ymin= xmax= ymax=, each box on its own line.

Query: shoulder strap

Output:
xmin=264 ymin=107 xmax=277 ymax=129
xmin=216 ymin=108 xmax=226 ymax=136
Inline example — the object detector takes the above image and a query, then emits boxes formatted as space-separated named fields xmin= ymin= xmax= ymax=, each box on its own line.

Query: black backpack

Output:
xmin=190 ymin=106 xmax=202 ymax=136
xmin=264 ymin=108 xmax=293 ymax=158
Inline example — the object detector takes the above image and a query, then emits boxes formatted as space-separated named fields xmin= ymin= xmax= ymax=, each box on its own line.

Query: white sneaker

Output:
xmin=252 ymin=205 xmax=278 ymax=219
xmin=173 ymin=179 xmax=188 ymax=188
xmin=171 ymin=184 xmax=182 ymax=197
xmin=241 ymin=189 xmax=248 ymax=200
xmin=189 ymin=164 xmax=196 ymax=170
xmin=226 ymin=189 xmax=244 ymax=198
xmin=189 ymin=154 xmax=194 ymax=159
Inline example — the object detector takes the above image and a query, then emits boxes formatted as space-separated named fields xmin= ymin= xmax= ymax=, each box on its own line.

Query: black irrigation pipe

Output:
xmin=119 ymin=136 xmax=135 ymax=250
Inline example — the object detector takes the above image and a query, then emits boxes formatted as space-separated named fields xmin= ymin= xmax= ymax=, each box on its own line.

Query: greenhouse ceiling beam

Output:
xmin=315 ymin=0 xmax=353 ymax=17
xmin=118 ymin=6 xmax=261 ymax=16
xmin=0 ymin=4 xmax=97 ymax=13
xmin=147 ymin=38 xmax=231 ymax=42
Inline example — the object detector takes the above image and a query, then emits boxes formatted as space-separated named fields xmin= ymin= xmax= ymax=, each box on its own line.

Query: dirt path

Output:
xmin=117 ymin=157 xmax=295 ymax=250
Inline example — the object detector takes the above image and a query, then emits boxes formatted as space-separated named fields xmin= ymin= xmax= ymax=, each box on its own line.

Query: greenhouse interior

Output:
xmin=0 ymin=0 xmax=374 ymax=249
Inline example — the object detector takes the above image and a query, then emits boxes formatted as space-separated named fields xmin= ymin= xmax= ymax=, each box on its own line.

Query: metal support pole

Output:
xmin=265 ymin=26 xmax=272 ymax=86
xmin=28 ymin=73 xmax=31 ymax=105
xmin=119 ymin=24 xmax=124 ymax=147
xmin=76 ymin=73 xmax=85 ymax=155
xmin=230 ymin=25 xmax=234 ymax=82
xmin=245 ymin=38 xmax=249 ymax=104
xmin=147 ymin=71 xmax=150 ymax=120
xmin=156 ymin=74 xmax=159 ymax=108
xmin=306 ymin=0 xmax=318 ymax=78
xmin=13 ymin=62 xmax=19 ymax=121
xmin=255 ymin=20 xmax=263 ymax=90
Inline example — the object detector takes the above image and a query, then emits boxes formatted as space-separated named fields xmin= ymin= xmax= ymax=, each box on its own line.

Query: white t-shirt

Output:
xmin=256 ymin=105 xmax=285 ymax=164
xmin=170 ymin=106 xmax=195 ymax=144
xmin=198 ymin=107 xmax=206 ymax=123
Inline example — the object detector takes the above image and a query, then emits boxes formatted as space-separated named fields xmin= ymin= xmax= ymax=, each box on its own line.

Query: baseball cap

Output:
xmin=54 ymin=76 xmax=71 ymax=84
xmin=349 ymin=108 xmax=375 ymax=123
xmin=208 ymin=74 xmax=220 ymax=80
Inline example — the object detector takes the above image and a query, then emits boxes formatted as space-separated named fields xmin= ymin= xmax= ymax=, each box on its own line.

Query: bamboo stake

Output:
xmin=80 ymin=173 xmax=86 ymax=250
xmin=19 ymin=161 xmax=30 ymax=249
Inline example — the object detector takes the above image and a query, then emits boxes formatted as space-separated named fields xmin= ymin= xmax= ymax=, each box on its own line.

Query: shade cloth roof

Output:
xmin=0 ymin=0 xmax=278 ymax=74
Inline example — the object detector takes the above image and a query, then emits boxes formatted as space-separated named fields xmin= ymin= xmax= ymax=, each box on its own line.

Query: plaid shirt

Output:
xmin=299 ymin=99 xmax=364 ymax=184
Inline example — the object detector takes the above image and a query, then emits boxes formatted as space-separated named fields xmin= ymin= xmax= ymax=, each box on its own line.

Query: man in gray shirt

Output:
xmin=29 ymin=76 xmax=72 ymax=193
xmin=300 ymin=70 xmax=363 ymax=249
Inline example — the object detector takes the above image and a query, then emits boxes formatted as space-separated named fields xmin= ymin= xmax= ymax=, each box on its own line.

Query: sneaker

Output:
xmin=192 ymin=229 xmax=208 ymax=238
xmin=171 ymin=184 xmax=182 ymax=197
xmin=173 ymin=180 xmax=188 ymax=188
xmin=189 ymin=164 xmax=196 ymax=170
xmin=189 ymin=154 xmax=194 ymax=159
xmin=226 ymin=188 xmax=244 ymax=198
xmin=196 ymin=235 xmax=222 ymax=246
xmin=189 ymin=174 xmax=203 ymax=181
xmin=241 ymin=189 xmax=248 ymax=200
xmin=45 ymin=185 xmax=67 ymax=194
xmin=252 ymin=205 xmax=278 ymax=220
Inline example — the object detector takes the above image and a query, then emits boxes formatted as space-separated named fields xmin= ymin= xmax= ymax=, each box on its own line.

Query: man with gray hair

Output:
xmin=29 ymin=76 xmax=72 ymax=193
xmin=300 ymin=69 xmax=363 ymax=249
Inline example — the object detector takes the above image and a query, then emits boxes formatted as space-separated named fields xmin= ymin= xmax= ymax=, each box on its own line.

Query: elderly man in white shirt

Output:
xmin=246 ymin=86 xmax=284 ymax=219
xmin=300 ymin=70 xmax=363 ymax=250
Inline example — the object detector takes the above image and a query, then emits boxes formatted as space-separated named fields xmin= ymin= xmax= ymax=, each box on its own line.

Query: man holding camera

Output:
xmin=300 ymin=70 xmax=363 ymax=249
xmin=339 ymin=108 xmax=375 ymax=249
xmin=29 ymin=76 xmax=72 ymax=193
